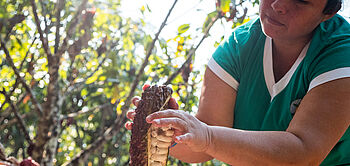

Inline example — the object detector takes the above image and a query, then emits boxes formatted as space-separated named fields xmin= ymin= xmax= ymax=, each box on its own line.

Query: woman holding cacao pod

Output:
xmin=126 ymin=0 xmax=350 ymax=165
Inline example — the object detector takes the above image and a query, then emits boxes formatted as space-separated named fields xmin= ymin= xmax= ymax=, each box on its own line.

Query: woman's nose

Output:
xmin=271 ymin=0 xmax=288 ymax=15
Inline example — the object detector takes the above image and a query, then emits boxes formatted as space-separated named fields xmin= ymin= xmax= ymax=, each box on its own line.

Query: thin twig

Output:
xmin=0 ymin=39 xmax=44 ymax=116
xmin=20 ymin=37 xmax=38 ymax=71
xmin=0 ymin=36 xmax=37 ymax=119
xmin=64 ymin=37 xmax=112 ymax=97
xmin=0 ymin=92 xmax=26 ymax=123
xmin=64 ymin=55 xmax=108 ymax=98
xmin=38 ymin=0 xmax=50 ymax=47
xmin=55 ymin=0 xmax=88 ymax=58
xmin=5 ymin=14 xmax=26 ymax=41
xmin=61 ymin=102 xmax=119 ymax=166
xmin=0 ymin=90 xmax=33 ymax=145
xmin=0 ymin=111 xmax=31 ymax=131
xmin=0 ymin=78 xmax=19 ymax=113
xmin=30 ymin=0 xmax=52 ymax=59
xmin=54 ymin=0 xmax=65 ymax=54
xmin=164 ymin=14 xmax=219 ymax=85
xmin=61 ymin=103 xmax=111 ymax=119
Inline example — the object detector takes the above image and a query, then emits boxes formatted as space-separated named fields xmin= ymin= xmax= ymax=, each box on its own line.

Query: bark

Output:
xmin=31 ymin=54 xmax=63 ymax=165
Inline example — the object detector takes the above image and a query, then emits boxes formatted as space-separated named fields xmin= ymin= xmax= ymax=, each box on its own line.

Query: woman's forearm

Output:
xmin=205 ymin=126 xmax=316 ymax=166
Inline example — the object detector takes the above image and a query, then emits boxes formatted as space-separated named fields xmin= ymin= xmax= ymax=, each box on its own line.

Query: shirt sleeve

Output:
xmin=208 ymin=33 xmax=241 ymax=90
xmin=307 ymin=38 xmax=350 ymax=92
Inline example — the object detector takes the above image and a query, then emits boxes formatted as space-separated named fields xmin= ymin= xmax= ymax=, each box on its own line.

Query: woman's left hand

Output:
xmin=146 ymin=109 xmax=212 ymax=152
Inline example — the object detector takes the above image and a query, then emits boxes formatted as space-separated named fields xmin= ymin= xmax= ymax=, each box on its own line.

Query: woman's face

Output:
xmin=260 ymin=0 xmax=332 ymax=41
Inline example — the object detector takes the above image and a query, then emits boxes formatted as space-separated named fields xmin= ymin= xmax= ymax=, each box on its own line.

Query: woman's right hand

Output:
xmin=124 ymin=97 xmax=140 ymax=130
xmin=124 ymin=85 xmax=179 ymax=130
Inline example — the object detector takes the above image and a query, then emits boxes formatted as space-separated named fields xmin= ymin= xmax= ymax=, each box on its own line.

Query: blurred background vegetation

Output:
xmin=0 ymin=0 xmax=348 ymax=165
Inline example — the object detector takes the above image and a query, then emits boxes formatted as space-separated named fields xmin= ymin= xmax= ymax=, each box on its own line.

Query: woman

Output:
xmin=126 ymin=0 xmax=350 ymax=165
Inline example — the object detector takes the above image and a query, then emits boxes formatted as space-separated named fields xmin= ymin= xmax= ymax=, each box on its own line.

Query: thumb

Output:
xmin=169 ymin=97 xmax=179 ymax=109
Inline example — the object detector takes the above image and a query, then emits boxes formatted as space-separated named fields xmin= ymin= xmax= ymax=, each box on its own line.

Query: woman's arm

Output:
xmin=169 ymin=67 xmax=237 ymax=163
xmin=204 ymin=78 xmax=350 ymax=165
xmin=149 ymin=78 xmax=350 ymax=165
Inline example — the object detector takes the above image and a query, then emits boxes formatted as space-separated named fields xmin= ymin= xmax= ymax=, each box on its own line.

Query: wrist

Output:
xmin=204 ymin=125 xmax=215 ymax=155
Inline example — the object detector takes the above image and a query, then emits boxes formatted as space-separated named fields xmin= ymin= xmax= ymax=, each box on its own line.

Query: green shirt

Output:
xmin=208 ymin=14 xmax=350 ymax=165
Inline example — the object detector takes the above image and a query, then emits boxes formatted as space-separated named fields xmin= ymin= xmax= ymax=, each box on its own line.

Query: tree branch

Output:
xmin=64 ymin=38 xmax=111 ymax=98
xmin=0 ymin=39 xmax=38 ymax=122
xmin=63 ymin=1 xmax=178 ymax=164
xmin=30 ymin=0 xmax=52 ymax=59
xmin=55 ymin=0 xmax=88 ymax=59
xmin=164 ymin=14 xmax=219 ymax=85
xmin=0 ymin=89 xmax=26 ymax=124
xmin=0 ymin=39 xmax=44 ymax=116
xmin=64 ymin=10 xmax=97 ymax=88
xmin=20 ymin=37 xmax=38 ymax=72
xmin=0 ymin=112 xmax=30 ymax=131
xmin=0 ymin=90 xmax=33 ymax=145
xmin=54 ymin=0 xmax=65 ymax=54
xmin=61 ymin=103 xmax=111 ymax=120
xmin=0 ymin=80 xmax=22 ymax=128
xmin=4 ymin=14 xmax=26 ymax=42
xmin=38 ymin=0 xmax=50 ymax=40
xmin=64 ymin=55 xmax=108 ymax=98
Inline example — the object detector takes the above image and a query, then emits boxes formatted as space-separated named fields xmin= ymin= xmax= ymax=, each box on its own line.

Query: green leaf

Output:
xmin=177 ymin=24 xmax=190 ymax=34
xmin=140 ymin=6 xmax=145 ymax=14
xmin=81 ymin=88 xmax=88 ymax=96
xmin=220 ymin=0 xmax=230 ymax=14
xmin=146 ymin=4 xmax=152 ymax=12
xmin=110 ymin=85 xmax=119 ymax=104
xmin=85 ymin=69 xmax=103 ymax=84
xmin=0 ymin=93 xmax=5 ymax=105
xmin=59 ymin=69 xmax=67 ymax=80
xmin=99 ymin=76 xmax=106 ymax=81
xmin=86 ymin=75 xmax=98 ymax=84
xmin=202 ymin=11 xmax=218 ymax=32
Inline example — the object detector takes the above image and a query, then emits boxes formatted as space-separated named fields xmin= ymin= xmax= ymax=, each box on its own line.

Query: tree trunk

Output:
xmin=32 ymin=57 xmax=62 ymax=166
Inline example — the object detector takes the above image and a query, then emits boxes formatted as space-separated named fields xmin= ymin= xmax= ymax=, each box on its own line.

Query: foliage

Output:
xmin=0 ymin=0 xmax=254 ymax=165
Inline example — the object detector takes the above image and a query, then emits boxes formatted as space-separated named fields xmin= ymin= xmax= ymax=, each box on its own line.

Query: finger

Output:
xmin=151 ymin=117 xmax=187 ymax=132
xmin=126 ymin=110 xmax=136 ymax=120
xmin=132 ymin=97 xmax=140 ymax=106
xmin=142 ymin=84 xmax=151 ymax=91
xmin=146 ymin=109 xmax=184 ymax=123
xmin=168 ymin=97 xmax=179 ymax=109
xmin=125 ymin=121 xmax=133 ymax=130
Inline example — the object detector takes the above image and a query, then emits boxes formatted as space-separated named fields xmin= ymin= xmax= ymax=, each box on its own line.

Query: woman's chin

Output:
xmin=262 ymin=28 xmax=279 ymax=39
xmin=261 ymin=20 xmax=288 ymax=39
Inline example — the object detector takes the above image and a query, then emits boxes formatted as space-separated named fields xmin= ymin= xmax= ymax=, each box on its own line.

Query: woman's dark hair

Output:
xmin=323 ymin=0 xmax=342 ymax=14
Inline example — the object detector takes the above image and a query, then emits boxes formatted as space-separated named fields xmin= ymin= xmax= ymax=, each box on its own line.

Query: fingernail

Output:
xmin=142 ymin=84 xmax=150 ymax=91
xmin=153 ymin=119 xmax=160 ymax=124
xmin=146 ymin=116 xmax=151 ymax=122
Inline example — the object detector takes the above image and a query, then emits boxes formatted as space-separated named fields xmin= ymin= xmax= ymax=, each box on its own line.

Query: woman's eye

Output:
xmin=297 ymin=0 xmax=308 ymax=4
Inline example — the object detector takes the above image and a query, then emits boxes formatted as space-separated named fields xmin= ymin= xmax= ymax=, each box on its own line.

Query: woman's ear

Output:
xmin=322 ymin=12 xmax=337 ymax=22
